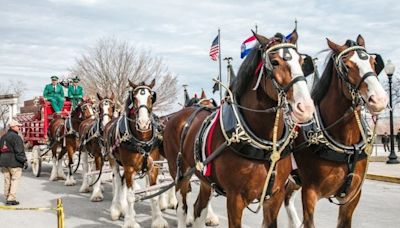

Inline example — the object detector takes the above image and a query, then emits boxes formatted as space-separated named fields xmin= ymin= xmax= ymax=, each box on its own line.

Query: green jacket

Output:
xmin=43 ymin=83 xmax=64 ymax=99
xmin=68 ymin=85 xmax=84 ymax=99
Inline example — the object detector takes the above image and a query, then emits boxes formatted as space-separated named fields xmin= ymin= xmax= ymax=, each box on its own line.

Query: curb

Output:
xmin=366 ymin=174 xmax=400 ymax=184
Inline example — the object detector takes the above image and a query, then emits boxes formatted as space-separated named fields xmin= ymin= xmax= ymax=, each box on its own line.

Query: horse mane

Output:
xmin=311 ymin=52 xmax=335 ymax=104
xmin=232 ymin=45 xmax=261 ymax=98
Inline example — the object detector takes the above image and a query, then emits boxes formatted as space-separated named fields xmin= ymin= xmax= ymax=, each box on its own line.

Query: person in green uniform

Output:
xmin=43 ymin=76 xmax=65 ymax=113
xmin=68 ymin=76 xmax=84 ymax=110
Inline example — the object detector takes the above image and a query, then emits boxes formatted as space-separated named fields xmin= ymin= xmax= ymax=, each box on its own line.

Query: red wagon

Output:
xmin=15 ymin=97 xmax=71 ymax=177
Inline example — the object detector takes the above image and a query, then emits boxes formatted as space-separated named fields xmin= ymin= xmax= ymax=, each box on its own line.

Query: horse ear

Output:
xmin=128 ymin=79 xmax=137 ymax=88
xmin=356 ymin=34 xmax=365 ymax=47
xmin=110 ymin=92 xmax=115 ymax=100
xmin=252 ymin=30 xmax=269 ymax=47
xmin=326 ymin=38 xmax=345 ymax=53
xmin=97 ymin=92 xmax=103 ymax=100
xmin=200 ymin=89 xmax=206 ymax=99
xmin=149 ymin=78 xmax=156 ymax=89
xmin=287 ymin=30 xmax=298 ymax=44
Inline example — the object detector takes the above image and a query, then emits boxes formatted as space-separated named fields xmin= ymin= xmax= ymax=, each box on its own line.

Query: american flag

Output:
xmin=209 ymin=35 xmax=220 ymax=61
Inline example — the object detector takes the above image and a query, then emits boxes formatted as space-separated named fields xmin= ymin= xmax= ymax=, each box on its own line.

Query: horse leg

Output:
xmin=91 ymin=153 xmax=104 ymax=202
xmin=337 ymin=191 xmax=362 ymax=228
xmin=284 ymin=181 xmax=302 ymax=228
xmin=262 ymin=185 xmax=287 ymax=228
xmin=110 ymin=162 xmax=125 ymax=220
xmin=49 ymin=148 xmax=59 ymax=181
xmin=167 ymin=186 xmax=178 ymax=209
xmin=192 ymin=182 xmax=213 ymax=228
xmin=79 ymin=150 xmax=91 ymax=193
xmin=146 ymin=168 xmax=168 ymax=228
xmin=65 ymin=145 xmax=76 ymax=186
xmin=122 ymin=166 xmax=140 ymax=228
xmin=57 ymin=147 xmax=67 ymax=180
xmin=302 ymin=187 xmax=319 ymax=228
xmin=226 ymin=192 xmax=246 ymax=228
xmin=176 ymin=179 xmax=192 ymax=228
xmin=205 ymin=202 xmax=219 ymax=226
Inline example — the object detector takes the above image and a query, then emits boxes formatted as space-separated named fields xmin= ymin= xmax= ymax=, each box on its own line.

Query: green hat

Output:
xmin=51 ymin=75 xmax=59 ymax=81
xmin=72 ymin=76 xmax=80 ymax=82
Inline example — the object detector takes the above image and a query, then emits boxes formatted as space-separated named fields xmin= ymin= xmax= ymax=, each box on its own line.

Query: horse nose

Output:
xmin=368 ymin=94 xmax=388 ymax=112
xmin=297 ymin=102 xmax=305 ymax=113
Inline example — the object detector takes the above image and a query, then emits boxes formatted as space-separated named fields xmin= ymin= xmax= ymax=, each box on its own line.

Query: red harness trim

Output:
xmin=255 ymin=60 xmax=264 ymax=76
xmin=205 ymin=109 xmax=220 ymax=176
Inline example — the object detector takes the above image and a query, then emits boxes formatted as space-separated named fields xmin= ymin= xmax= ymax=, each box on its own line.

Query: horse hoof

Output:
xmin=151 ymin=216 xmax=168 ymax=228
xmin=206 ymin=217 xmax=220 ymax=226
xmin=79 ymin=186 xmax=91 ymax=193
xmin=110 ymin=205 xmax=123 ymax=221
xmin=123 ymin=220 xmax=141 ymax=228
xmin=90 ymin=194 xmax=104 ymax=202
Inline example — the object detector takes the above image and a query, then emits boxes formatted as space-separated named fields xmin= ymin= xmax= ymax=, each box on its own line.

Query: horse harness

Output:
xmin=107 ymin=113 xmax=160 ymax=176
xmin=293 ymin=45 xmax=378 ymax=204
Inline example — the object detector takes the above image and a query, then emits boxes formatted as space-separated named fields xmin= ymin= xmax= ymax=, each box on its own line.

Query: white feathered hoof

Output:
xmin=186 ymin=214 xmax=193 ymax=227
xmin=168 ymin=199 xmax=178 ymax=210
xmin=90 ymin=191 xmax=104 ymax=202
xmin=205 ymin=214 xmax=220 ymax=226
xmin=110 ymin=204 xmax=123 ymax=221
xmin=49 ymin=173 xmax=58 ymax=181
xmin=159 ymin=197 xmax=168 ymax=211
xmin=152 ymin=216 xmax=169 ymax=228
xmin=123 ymin=218 xmax=141 ymax=228
xmin=58 ymin=173 xmax=67 ymax=180
xmin=79 ymin=184 xmax=91 ymax=193
xmin=64 ymin=176 xmax=77 ymax=186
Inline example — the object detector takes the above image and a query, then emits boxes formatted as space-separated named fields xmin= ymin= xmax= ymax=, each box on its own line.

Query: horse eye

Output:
xmin=271 ymin=60 xmax=279 ymax=66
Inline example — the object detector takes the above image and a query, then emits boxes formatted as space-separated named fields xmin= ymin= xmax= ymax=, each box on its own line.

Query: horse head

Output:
xmin=97 ymin=92 xmax=115 ymax=128
xmin=127 ymin=78 xmax=156 ymax=132
xmin=327 ymin=35 xmax=388 ymax=114
xmin=75 ymin=98 xmax=95 ymax=120
xmin=246 ymin=30 xmax=315 ymax=123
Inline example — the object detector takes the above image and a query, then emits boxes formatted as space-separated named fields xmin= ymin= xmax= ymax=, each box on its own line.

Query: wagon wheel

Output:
xmin=31 ymin=145 xmax=42 ymax=177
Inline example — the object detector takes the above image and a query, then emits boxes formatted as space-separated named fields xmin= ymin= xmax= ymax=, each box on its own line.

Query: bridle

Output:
xmin=334 ymin=46 xmax=377 ymax=97
xmin=98 ymin=98 xmax=115 ymax=119
xmin=127 ymin=85 xmax=154 ymax=132
xmin=253 ymin=43 xmax=307 ymax=94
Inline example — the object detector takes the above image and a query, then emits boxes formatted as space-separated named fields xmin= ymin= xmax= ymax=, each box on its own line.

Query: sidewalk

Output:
xmin=367 ymin=161 xmax=400 ymax=184
xmin=366 ymin=144 xmax=400 ymax=183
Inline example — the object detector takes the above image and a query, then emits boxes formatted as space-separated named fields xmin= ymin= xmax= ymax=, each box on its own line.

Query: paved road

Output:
xmin=1 ymin=163 xmax=400 ymax=228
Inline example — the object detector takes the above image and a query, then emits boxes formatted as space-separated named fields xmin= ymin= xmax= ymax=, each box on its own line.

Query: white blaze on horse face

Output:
xmin=349 ymin=52 xmax=388 ymax=113
xmin=102 ymin=101 xmax=111 ymax=127
xmin=135 ymin=88 xmax=152 ymax=131
xmin=280 ymin=48 xmax=314 ymax=123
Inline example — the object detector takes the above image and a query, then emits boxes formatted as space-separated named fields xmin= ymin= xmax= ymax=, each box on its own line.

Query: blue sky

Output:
xmin=1 ymin=0 xmax=399 ymax=111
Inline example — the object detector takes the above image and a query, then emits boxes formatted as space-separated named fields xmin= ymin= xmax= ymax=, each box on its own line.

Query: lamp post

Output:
xmin=385 ymin=60 xmax=399 ymax=164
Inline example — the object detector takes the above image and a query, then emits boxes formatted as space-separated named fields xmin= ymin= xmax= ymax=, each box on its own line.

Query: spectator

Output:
xmin=396 ymin=128 xmax=400 ymax=152
xmin=0 ymin=120 xmax=28 ymax=205
xmin=382 ymin=132 xmax=390 ymax=153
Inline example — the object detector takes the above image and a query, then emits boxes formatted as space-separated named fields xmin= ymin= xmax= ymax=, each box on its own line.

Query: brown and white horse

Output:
xmin=48 ymin=99 xmax=95 ymax=185
xmin=78 ymin=93 xmax=116 ymax=201
xmin=104 ymin=79 xmax=168 ymax=228
xmin=284 ymin=35 xmax=388 ymax=228
xmin=163 ymin=31 xmax=315 ymax=228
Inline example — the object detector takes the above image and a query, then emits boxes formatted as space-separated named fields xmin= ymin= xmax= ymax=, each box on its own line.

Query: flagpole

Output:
xmin=218 ymin=28 xmax=222 ymax=102
xmin=224 ymin=57 xmax=233 ymax=86
xmin=295 ymin=19 xmax=298 ymax=48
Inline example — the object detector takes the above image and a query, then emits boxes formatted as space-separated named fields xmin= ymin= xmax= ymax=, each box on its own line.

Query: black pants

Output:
xmin=384 ymin=144 xmax=390 ymax=152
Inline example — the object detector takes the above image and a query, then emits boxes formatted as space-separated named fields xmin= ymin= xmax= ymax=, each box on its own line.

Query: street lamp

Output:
xmin=385 ymin=60 xmax=399 ymax=164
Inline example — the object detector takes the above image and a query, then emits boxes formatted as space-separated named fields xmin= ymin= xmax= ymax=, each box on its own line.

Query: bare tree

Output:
xmin=381 ymin=72 xmax=400 ymax=108
xmin=0 ymin=80 xmax=26 ymax=129
xmin=69 ymin=38 xmax=178 ymax=113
